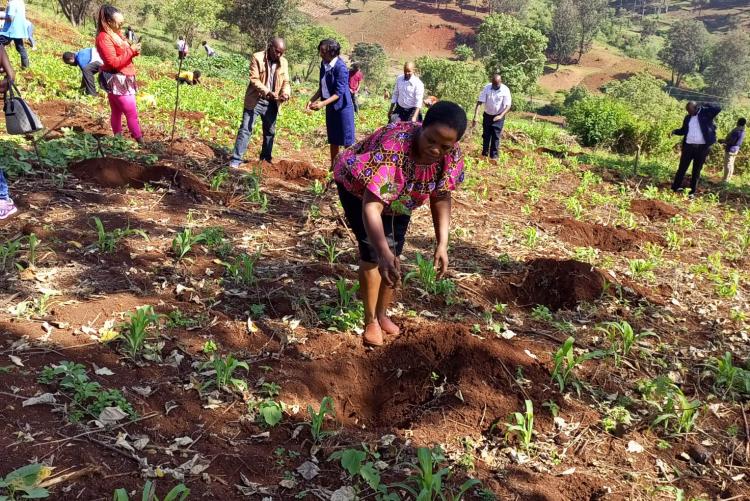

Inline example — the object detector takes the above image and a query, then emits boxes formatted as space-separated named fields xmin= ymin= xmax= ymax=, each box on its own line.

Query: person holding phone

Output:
xmin=95 ymin=4 xmax=144 ymax=144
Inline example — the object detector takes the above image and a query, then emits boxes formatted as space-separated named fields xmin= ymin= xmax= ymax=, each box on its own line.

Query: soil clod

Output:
xmin=547 ymin=217 xmax=663 ymax=252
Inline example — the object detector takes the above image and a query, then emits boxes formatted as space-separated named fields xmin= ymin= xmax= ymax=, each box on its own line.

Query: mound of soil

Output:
xmin=547 ymin=217 xmax=663 ymax=252
xmin=69 ymin=157 xmax=210 ymax=197
xmin=169 ymin=138 xmax=215 ymax=159
xmin=489 ymin=258 xmax=606 ymax=310
xmin=630 ymin=199 xmax=678 ymax=221
xmin=250 ymin=160 xmax=326 ymax=181
xmin=284 ymin=323 xmax=550 ymax=440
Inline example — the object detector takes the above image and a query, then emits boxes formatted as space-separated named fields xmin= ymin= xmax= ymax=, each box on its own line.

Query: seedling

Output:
xmin=601 ymin=405 xmax=633 ymax=434
xmin=595 ymin=320 xmax=658 ymax=366
xmin=551 ymin=337 xmax=605 ymax=394
xmin=210 ymin=169 xmax=229 ymax=191
xmin=224 ymin=252 xmax=258 ymax=286
xmin=256 ymin=399 xmax=284 ymax=427
xmin=504 ymin=400 xmax=535 ymax=450
xmin=319 ymin=278 xmax=364 ymax=331
xmin=0 ymin=237 xmax=23 ymax=271
xmin=404 ymin=252 xmax=456 ymax=300
xmin=201 ymin=351 xmax=249 ymax=393
xmin=26 ymin=234 xmax=39 ymax=268
xmin=530 ymin=305 xmax=553 ymax=323
xmin=708 ymin=352 xmax=750 ymax=398
xmin=329 ymin=447 xmax=394 ymax=498
xmin=0 ymin=464 xmax=51 ymax=500
xmin=522 ymin=226 xmax=539 ymax=248
xmin=394 ymin=447 xmax=479 ymax=501
xmin=310 ymin=179 xmax=325 ymax=196
xmin=316 ymin=235 xmax=345 ymax=265
xmin=627 ymin=258 xmax=656 ymax=281
xmin=118 ymin=305 xmax=161 ymax=359
xmin=638 ymin=377 xmax=701 ymax=435
xmin=261 ymin=381 xmax=281 ymax=398
xmin=307 ymin=396 xmax=336 ymax=443
xmin=113 ymin=480 xmax=189 ymax=501
xmin=172 ymin=228 xmax=207 ymax=260
xmin=92 ymin=216 xmax=148 ymax=253
xmin=243 ymin=171 xmax=268 ymax=210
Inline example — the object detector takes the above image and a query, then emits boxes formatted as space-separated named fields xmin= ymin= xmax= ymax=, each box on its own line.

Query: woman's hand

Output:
xmin=309 ymin=101 xmax=323 ymax=111
xmin=131 ymin=42 xmax=141 ymax=54
xmin=433 ymin=244 xmax=449 ymax=279
xmin=378 ymin=250 xmax=401 ymax=287
xmin=0 ymin=77 xmax=9 ymax=95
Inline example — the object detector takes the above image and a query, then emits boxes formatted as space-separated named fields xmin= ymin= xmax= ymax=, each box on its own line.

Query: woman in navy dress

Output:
xmin=306 ymin=38 xmax=356 ymax=168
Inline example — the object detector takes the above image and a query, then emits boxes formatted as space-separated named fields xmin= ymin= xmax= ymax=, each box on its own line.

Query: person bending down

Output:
xmin=176 ymin=70 xmax=201 ymax=85
xmin=62 ymin=47 xmax=103 ymax=96
xmin=333 ymin=101 xmax=467 ymax=347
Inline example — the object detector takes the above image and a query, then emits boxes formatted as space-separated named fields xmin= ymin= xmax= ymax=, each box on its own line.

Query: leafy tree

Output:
xmin=658 ymin=19 xmax=711 ymax=87
xmin=416 ymin=57 xmax=487 ymax=110
xmin=704 ymin=30 xmax=750 ymax=103
xmin=162 ymin=0 xmax=223 ymax=47
xmin=485 ymin=0 xmax=529 ymax=15
xmin=564 ymin=95 xmax=634 ymax=148
xmin=351 ymin=42 xmax=388 ymax=91
xmin=57 ymin=0 xmax=95 ymax=27
xmin=221 ymin=0 xmax=298 ymax=51
xmin=476 ymin=14 xmax=547 ymax=93
xmin=286 ymin=26 xmax=349 ymax=81
xmin=453 ymin=44 xmax=474 ymax=61
xmin=572 ymin=0 xmax=608 ymax=63
xmin=549 ymin=0 xmax=579 ymax=69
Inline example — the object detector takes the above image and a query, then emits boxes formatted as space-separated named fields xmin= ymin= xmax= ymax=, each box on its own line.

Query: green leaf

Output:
xmin=339 ymin=449 xmax=366 ymax=476
xmin=112 ymin=489 xmax=129 ymax=501
xmin=162 ymin=483 xmax=190 ymax=501
xmin=260 ymin=401 xmax=283 ymax=426
xmin=21 ymin=487 xmax=50 ymax=499
xmin=359 ymin=462 xmax=381 ymax=490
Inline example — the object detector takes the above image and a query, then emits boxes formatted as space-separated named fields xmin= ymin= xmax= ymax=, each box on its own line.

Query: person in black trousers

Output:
xmin=471 ymin=74 xmax=512 ymax=160
xmin=671 ymin=101 xmax=721 ymax=196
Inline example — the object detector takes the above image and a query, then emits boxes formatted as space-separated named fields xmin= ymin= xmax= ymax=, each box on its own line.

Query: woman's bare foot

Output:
xmin=377 ymin=315 xmax=400 ymax=336
xmin=363 ymin=322 xmax=384 ymax=347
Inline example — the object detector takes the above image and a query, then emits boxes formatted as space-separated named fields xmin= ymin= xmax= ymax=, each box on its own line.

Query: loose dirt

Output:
xmin=487 ymin=258 xmax=606 ymax=310
xmin=630 ymin=199 xmax=679 ymax=221
xmin=546 ymin=216 xmax=663 ymax=252
xmin=246 ymin=159 xmax=327 ymax=181
xmin=69 ymin=157 xmax=211 ymax=198
xmin=168 ymin=137 xmax=216 ymax=160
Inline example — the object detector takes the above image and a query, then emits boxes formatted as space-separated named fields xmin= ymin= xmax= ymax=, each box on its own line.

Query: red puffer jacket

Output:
xmin=96 ymin=31 xmax=139 ymax=76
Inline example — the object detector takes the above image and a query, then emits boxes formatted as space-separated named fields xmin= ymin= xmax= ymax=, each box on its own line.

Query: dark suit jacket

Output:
xmin=320 ymin=58 xmax=352 ymax=112
xmin=673 ymin=104 xmax=722 ymax=146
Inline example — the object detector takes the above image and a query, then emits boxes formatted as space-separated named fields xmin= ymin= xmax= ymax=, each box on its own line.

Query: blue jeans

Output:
xmin=11 ymin=38 xmax=28 ymax=68
xmin=0 ymin=169 xmax=9 ymax=201
xmin=231 ymin=100 xmax=278 ymax=163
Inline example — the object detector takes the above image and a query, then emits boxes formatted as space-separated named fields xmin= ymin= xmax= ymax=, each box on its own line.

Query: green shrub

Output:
xmin=453 ymin=44 xmax=474 ymax=61
xmin=140 ymin=39 xmax=174 ymax=60
xmin=416 ymin=56 xmax=486 ymax=111
xmin=189 ymin=54 xmax=250 ymax=82
xmin=565 ymin=96 xmax=635 ymax=148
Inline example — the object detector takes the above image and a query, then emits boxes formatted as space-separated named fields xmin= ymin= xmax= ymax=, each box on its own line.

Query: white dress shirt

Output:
xmin=392 ymin=74 xmax=424 ymax=109
xmin=686 ymin=115 xmax=706 ymax=145
xmin=478 ymin=83 xmax=512 ymax=116
xmin=321 ymin=56 xmax=339 ymax=99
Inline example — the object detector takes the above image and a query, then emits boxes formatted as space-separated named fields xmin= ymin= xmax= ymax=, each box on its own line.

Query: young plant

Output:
xmin=209 ymin=169 xmax=229 ymax=191
xmin=307 ymin=396 xmax=336 ymax=443
xmin=551 ymin=337 xmax=605 ymax=394
xmin=394 ymin=447 xmax=479 ymax=501
xmin=0 ymin=237 xmax=23 ymax=271
xmin=595 ymin=320 xmax=658 ymax=366
xmin=172 ymin=228 xmax=207 ymax=260
xmin=404 ymin=252 xmax=456 ymax=299
xmin=201 ymin=351 xmax=249 ymax=393
xmin=310 ymin=179 xmax=326 ymax=196
xmin=522 ymin=226 xmax=539 ymax=248
xmin=708 ymin=352 xmax=750 ymax=398
xmin=243 ymin=171 xmax=268 ymax=210
xmin=256 ymin=399 xmax=284 ymax=427
xmin=627 ymin=258 xmax=657 ymax=281
xmin=319 ymin=279 xmax=364 ymax=331
xmin=112 ymin=481 xmax=189 ymax=501
xmin=316 ymin=235 xmax=345 ymax=265
xmin=92 ymin=217 xmax=148 ymax=253
xmin=328 ymin=447 xmax=396 ymax=499
xmin=601 ymin=405 xmax=633 ymax=434
xmin=224 ymin=252 xmax=258 ymax=286
xmin=0 ymin=464 xmax=52 ymax=500
xmin=118 ymin=306 xmax=161 ymax=359
xmin=530 ymin=305 xmax=553 ymax=323
xmin=26 ymin=234 xmax=39 ymax=268
xmin=638 ymin=377 xmax=701 ymax=435
xmin=504 ymin=400 xmax=535 ymax=450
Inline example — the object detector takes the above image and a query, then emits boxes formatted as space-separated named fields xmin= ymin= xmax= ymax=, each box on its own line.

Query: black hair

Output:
xmin=351 ymin=62 xmax=360 ymax=71
xmin=739 ymin=118 xmax=747 ymax=127
xmin=202 ymin=41 xmax=207 ymax=46
xmin=193 ymin=70 xmax=201 ymax=79
xmin=62 ymin=51 xmax=76 ymax=64
xmin=318 ymin=38 xmax=341 ymax=58
xmin=96 ymin=5 xmax=120 ymax=34
xmin=422 ymin=101 xmax=468 ymax=140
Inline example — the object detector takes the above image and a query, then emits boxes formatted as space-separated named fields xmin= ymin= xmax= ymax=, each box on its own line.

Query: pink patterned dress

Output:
xmin=333 ymin=121 xmax=464 ymax=211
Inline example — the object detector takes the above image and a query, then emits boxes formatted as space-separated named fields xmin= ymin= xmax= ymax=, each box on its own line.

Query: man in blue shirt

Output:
xmin=62 ymin=47 xmax=103 ymax=96
xmin=0 ymin=0 xmax=29 ymax=68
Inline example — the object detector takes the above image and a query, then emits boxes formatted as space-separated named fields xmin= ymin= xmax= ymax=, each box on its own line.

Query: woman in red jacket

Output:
xmin=95 ymin=5 xmax=143 ymax=144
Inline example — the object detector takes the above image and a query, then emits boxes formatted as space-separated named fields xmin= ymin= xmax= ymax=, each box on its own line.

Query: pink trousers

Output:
xmin=107 ymin=93 xmax=143 ymax=140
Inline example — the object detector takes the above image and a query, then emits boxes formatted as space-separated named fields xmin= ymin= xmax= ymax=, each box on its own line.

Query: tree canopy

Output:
xmin=658 ymin=19 xmax=711 ymax=87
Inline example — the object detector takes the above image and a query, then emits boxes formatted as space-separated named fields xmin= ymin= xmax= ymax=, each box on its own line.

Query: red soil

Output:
xmin=630 ymin=199 xmax=679 ymax=221
xmin=546 ymin=217 xmax=664 ymax=252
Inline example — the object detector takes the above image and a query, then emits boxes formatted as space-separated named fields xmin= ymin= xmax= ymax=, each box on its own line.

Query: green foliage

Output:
xmin=564 ymin=96 xmax=634 ymax=148
xmin=188 ymin=54 xmax=250 ymax=82
xmin=140 ymin=39 xmax=174 ymax=60
xmin=172 ymin=228 xmax=207 ymax=260
xmin=118 ymin=306 xmax=162 ymax=359
xmin=162 ymin=0 xmax=223 ymax=46
xmin=307 ymin=396 xmax=336 ymax=443
xmin=504 ymin=400 xmax=535 ymax=450
xmin=601 ymin=406 xmax=633 ymax=434
xmin=319 ymin=279 xmax=365 ymax=331
xmin=221 ymin=0 xmax=298 ymax=51
xmin=112 ymin=481 xmax=190 ymax=501
xmin=39 ymin=361 xmax=135 ymax=423
xmin=638 ymin=377 xmax=701 ymax=435
xmin=551 ymin=337 xmax=605 ymax=394
xmin=659 ymin=19 xmax=711 ymax=87
xmin=287 ymin=25 xmax=350 ymax=81
xmin=316 ymin=236 xmax=345 ymax=265
xmin=200 ymin=349 xmax=249 ymax=393
xmin=257 ymin=399 xmax=284 ymax=427
xmin=329 ymin=447 xmax=390 ymax=495
xmin=394 ymin=447 xmax=480 ymax=501
xmin=415 ymin=57 xmax=486 ymax=111
xmin=404 ymin=253 xmax=456 ymax=300
xmin=0 ymin=237 xmax=24 ymax=272
xmin=704 ymin=30 xmax=750 ymax=103
xmin=709 ymin=352 xmax=750 ymax=398
xmin=453 ymin=44 xmax=474 ymax=61
xmin=224 ymin=252 xmax=259 ymax=286
xmin=0 ymin=464 xmax=51 ymax=500
xmin=477 ymin=14 xmax=548 ymax=93
xmin=351 ymin=42 xmax=388 ymax=91
xmin=549 ymin=0 xmax=579 ymax=67
xmin=93 ymin=217 xmax=148 ymax=254
xmin=595 ymin=321 xmax=658 ymax=366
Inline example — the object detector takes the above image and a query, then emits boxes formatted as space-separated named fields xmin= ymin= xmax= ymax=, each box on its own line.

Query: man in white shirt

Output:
xmin=388 ymin=62 xmax=424 ymax=123
xmin=671 ymin=100 xmax=721 ymax=196
xmin=176 ymin=36 xmax=188 ymax=60
xmin=202 ymin=41 xmax=216 ymax=57
xmin=472 ymin=74 xmax=512 ymax=159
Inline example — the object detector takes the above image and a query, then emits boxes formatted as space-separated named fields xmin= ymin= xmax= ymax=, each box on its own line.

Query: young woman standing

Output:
xmin=0 ymin=43 xmax=17 ymax=220
xmin=95 ymin=5 xmax=144 ymax=144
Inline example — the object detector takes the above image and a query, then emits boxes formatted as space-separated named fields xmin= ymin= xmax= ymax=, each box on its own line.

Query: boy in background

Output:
xmin=62 ymin=47 xmax=103 ymax=96
xmin=721 ymin=117 xmax=746 ymax=183
xmin=176 ymin=69 xmax=201 ymax=85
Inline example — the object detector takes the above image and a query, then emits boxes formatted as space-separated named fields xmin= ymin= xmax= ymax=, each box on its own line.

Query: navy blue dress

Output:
xmin=321 ymin=58 xmax=356 ymax=147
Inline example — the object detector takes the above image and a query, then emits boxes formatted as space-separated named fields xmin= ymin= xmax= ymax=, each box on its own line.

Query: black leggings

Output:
xmin=336 ymin=182 xmax=411 ymax=263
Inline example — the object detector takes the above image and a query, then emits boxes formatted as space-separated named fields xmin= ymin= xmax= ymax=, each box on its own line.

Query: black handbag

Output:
xmin=3 ymin=82 xmax=43 ymax=135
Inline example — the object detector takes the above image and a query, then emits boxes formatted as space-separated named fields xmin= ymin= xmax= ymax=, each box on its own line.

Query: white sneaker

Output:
xmin=0 ymin=198 xmax=18 ymax=220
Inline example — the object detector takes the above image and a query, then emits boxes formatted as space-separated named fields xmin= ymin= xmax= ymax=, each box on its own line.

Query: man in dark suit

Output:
xmin=671 ymin=101 xmax=721 ymax=196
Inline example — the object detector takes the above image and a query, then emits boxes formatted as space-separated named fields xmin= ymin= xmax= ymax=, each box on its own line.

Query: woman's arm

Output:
xmin=97 ymin=34 xmax=135 ymax=72
xmin=429 ymin=192 xmax=452 ymax=277
xmin=0 ymin=45 xmax=15 ymax=83
xmin=363 ymin=189 xmax=400 ymax=286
